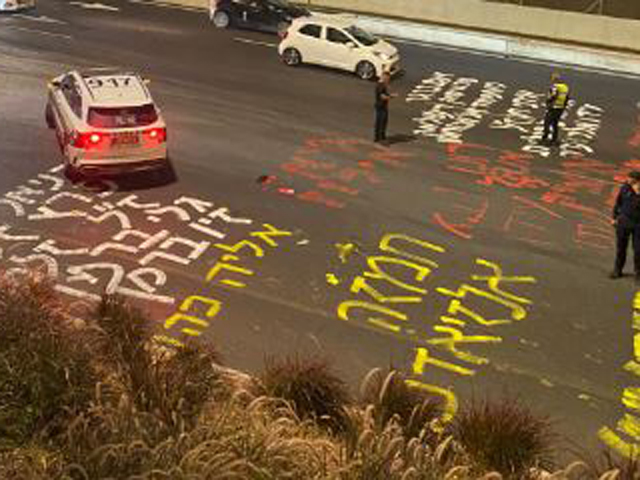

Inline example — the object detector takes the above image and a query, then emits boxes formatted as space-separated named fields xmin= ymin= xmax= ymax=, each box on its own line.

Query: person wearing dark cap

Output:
xmin=540 ymin=72 xmax=570 ymax=146
xmin=610 ymin=171 xmax=640 ymax=280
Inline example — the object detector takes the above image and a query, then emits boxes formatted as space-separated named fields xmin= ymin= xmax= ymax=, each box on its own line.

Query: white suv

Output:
xmin=278 ymin=17 xmax=400 ymax=80
xmin=45 ymin=70 xmax=168 ymax=177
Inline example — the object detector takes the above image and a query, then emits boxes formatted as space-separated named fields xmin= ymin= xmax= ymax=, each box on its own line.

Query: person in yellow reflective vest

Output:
xmin=540 ymin=72 xmax=570 ymax=146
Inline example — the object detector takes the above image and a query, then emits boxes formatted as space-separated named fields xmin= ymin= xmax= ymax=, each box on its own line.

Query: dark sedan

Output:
xmin=209 ymin=0 xmax=310 ymax=35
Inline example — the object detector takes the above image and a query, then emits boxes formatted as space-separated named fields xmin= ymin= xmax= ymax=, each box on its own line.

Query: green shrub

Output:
xmin=451 ymin=398 xmax=555 ymax=478
xmin=260 ymin=355 xmax=350 ymax=433
xmin=0 ymin=273 xmax=97 ymax=448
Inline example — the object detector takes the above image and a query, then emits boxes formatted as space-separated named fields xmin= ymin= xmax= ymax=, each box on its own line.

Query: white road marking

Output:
xmin=127 ymin=0 xmax=202 ymax=12
xmin=1 ymin=25 xmax=72 ymax=39
xmin=69 ymin=1 xmax=120 ymax=11
xmin=392 ymin=37 xmax=640 ymax=80
xmin=233 ymin=37 xmax=277 ymax=48
xmin=13 ymin=14 xmax=67 ymax=24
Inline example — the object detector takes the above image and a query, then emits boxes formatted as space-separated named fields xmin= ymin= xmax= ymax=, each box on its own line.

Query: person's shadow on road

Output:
xmin=385 ymin=133 xmax=418 ymax=146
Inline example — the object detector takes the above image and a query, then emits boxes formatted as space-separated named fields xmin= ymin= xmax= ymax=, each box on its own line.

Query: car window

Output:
xmin=345 ymin=25 xmax=378 ymax=46
xmin=326 ymin=27 xmax=351 ymax=44
xmin=298 ymin=24 xmax=321 ymax=38
xmin=87 ymin=104 xmax=158 ymax=128
xmin=61 ymin=76 xmax=82 ymax=118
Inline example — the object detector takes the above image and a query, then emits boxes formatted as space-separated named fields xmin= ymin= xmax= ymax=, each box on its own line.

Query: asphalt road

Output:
xmin=1 ymin=0 xmax=640 ymax=456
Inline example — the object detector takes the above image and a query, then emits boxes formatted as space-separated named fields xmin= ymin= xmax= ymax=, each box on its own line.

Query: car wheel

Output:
xmin=45 ymin=103 xmax=55 ymax=129
xmin=64 ymin=162 xmax=81 ymax=182
xmin=212 ymin=10 xmax=230 ymax=28
xmin=282 ymin=47 xmax=301 ymax=67
xmin=356 ymin=61 xmax=376 ymax=81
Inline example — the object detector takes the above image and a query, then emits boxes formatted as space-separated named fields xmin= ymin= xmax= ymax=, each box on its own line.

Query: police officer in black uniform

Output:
xmin=374 ymin=71 xmax=395 ymax=143
xmin=540 ymin=72 xmax=570 ymax=146
xmin=611 ymin=171 xmax=640 ymax=281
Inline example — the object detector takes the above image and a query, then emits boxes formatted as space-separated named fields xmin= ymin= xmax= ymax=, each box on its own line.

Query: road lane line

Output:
xmin=69 ymin=1 xmax=120 ymax=11
xmin=233 ymin=37 xmax=277 ymax=48
xmin=1 ymin=25 xmax=72 ymax=39
xmin=127 ymin=0 xmax=203 ymax=12
xmin=13 ymin=14 xmax=67 ymax=24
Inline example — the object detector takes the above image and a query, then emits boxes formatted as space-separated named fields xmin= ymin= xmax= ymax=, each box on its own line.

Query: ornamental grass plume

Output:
xmin=359 ymin=368 xmax=444 ymax=441
xmin=0 ymin=272 xmax=97 ymax=448
xmin=91 ymin=295 xmax=225 ymax=433
xmin=260 ymin=355 xmax=351 ymax=433
xmin=451 ymin=398 xmax=555 ymax=479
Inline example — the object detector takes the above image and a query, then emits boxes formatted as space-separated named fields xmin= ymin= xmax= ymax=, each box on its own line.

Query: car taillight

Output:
xmin=279 ymin=30 xmax=288 ymax=40
xmin=145 ymin=127 xmax=167 ymax=143
xmin=70 ymin=131 xmax=103 ymax=149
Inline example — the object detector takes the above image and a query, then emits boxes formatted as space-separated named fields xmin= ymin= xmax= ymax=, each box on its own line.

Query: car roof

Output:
xmin=75 ymin=71 xmax=152 ymax=107
xmin=293 ymin=14 xmax=355 ymax=30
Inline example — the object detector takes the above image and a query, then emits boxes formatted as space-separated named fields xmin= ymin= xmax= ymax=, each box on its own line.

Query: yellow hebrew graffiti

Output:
xmin=379 ymin=233 xmax=444 ymax=267
xmin=437 ymin=284 xmax=529 ymax=321
xmin=412 ymin=346 xmax=475 ymax=376
xmin=405 ymin=379 xmax=459 ymax=428
xmin=471 ymin=258 xmax=536 ymax=305
xmin=180 ymin=295 xmax=222 ymax=317
xmin=427 ymin=325 xmax=502 ymax=366
xmin=350 ymin=276 xmax=423 ymax=304
xmin=364 ymin=255 xmax=433 ymax=294
xmin=249 ymin=223 xmax=293 ymax=247
xmin=338 ymin=300 xmax=408 ymax=333
xmin=599 ymin=427 xmax=640 ymax=459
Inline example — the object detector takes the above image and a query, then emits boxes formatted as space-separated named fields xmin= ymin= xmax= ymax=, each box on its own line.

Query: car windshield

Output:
xmin=87 ymin=104 xmax=158 ymax=128
xmin=268 ymin=0 xmax=289 ymax=7
xmin=345 ymin=26 xmax=378 ymax=46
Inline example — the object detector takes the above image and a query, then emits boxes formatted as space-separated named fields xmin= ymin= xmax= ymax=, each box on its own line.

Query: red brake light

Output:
xmin=145 ymin=127 xmax=166 ymax=143
xmin=279 ymin=30 xmax=288 ymax=40
xmin=70 ymin=131 xmax=103 ymax=149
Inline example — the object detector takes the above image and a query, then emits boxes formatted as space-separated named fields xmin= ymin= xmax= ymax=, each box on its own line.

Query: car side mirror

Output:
xmin=143 ymin=78 xmax=151 ymax=85
xmin=346 ymin=41 xmax=356 ymax=49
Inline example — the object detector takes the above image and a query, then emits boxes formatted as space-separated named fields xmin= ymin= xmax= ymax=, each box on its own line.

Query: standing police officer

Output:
xmin=374 ymin=71 xmax=396 ymax=143
xmin=610 ymin=171 xmax=640 ymax=281
xmin=540 ymin=72 xmax=570 ymax=146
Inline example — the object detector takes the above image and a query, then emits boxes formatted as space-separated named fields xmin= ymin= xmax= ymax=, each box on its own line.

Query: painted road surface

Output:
xmin=1 ymin=0 xmax=640 ymax=456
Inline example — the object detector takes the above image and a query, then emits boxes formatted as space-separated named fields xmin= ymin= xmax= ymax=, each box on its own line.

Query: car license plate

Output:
xmin=114 ymin=132 xmax=139 ymax=146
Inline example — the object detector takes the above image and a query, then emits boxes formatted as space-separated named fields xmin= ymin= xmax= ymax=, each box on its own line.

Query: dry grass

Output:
xmin=0 ymin=273 xmax=97 ymax=448
xmin=260 ymin=355 xmax=350 ymax=434
xmin=0 ymin=273 xmax=635 ymax=480
xmin=451 ymin=398 xmax=555 ymax=478
xmin=359 ymin=368 xmax=444 ymax=441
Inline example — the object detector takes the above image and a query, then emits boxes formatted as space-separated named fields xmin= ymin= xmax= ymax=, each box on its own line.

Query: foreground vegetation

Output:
xmin=0 ymin=273 xmax=636 ymax=479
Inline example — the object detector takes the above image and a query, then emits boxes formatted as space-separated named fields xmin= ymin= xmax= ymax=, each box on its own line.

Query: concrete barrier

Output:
xmin=351 ymin=13 xmax=640 ymax=75
xmin=301 ymin=0 xmax=640 ymax=54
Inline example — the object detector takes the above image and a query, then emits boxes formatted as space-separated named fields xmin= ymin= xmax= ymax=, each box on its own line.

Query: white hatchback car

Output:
xmin=0 ymin=0 xmax=35 ymax=11
xmin=278 ymin=17 xmax=400 ymax=80
xmin=45 ymin=70 xmax=168 ymax=177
